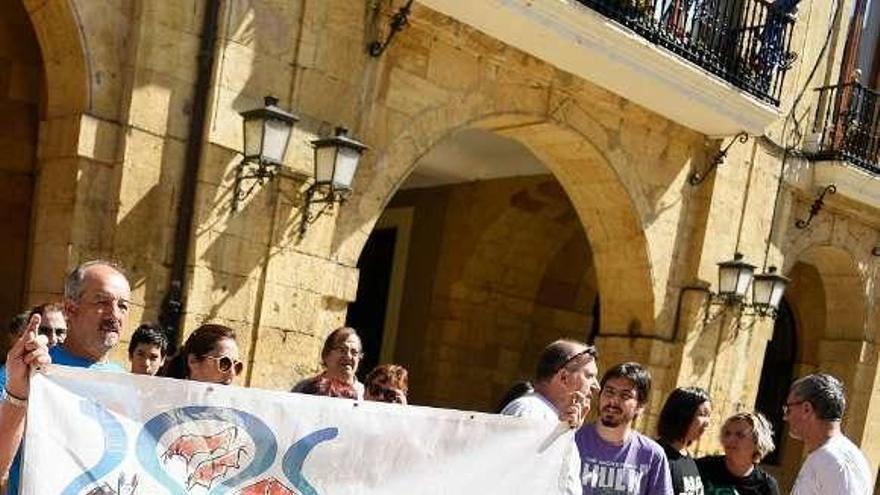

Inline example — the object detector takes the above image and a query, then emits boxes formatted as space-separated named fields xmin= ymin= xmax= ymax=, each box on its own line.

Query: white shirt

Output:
xmin=500 ymin=390 xmax=559 ymax=420
xmin=791 ymin=433 xmax=871 ymax=495
xmin=501 ymin=391 xmax=583 ymax=495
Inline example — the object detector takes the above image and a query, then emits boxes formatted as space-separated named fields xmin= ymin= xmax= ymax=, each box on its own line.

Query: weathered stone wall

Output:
xmin=387 ymin=175 xmax=598 ymax=411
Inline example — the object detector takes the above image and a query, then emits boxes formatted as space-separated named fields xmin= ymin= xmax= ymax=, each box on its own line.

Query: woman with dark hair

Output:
xmin=292 ymin=327 xmax=365 ymax=399
xmin=364 ymin=364 xmax=408 ymax=404
xmin=697 ymin=411 xmax=781 ymax=495
xmin=657 ymin=387 xmax=712 ymax=495
xmin=160 ymin=324 xmax=242 ymax=385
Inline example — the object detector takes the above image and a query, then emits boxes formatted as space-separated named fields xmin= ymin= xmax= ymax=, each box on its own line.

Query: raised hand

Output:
xmin=559 ymin=390 xmax=588 ymax=429
xmin=5 ymin=314 xmax=50 ymax=401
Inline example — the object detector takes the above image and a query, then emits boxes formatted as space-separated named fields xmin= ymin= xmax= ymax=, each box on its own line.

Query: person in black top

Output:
xmin=658 ymin=387 xmax=712 ymax=495
xmin=696 ymin=411 xmax=781 ymax=495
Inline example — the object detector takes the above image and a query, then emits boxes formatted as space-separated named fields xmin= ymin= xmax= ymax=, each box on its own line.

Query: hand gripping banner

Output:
xmin=21 ymin=366 xmax=578 ymax=494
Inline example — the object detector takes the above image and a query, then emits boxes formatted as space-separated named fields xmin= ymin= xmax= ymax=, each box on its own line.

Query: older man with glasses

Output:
xmin=0 ymin=260 xmax=131 ymax=493
xmin=785 ymin=373 xmax=871 ymax=495
xmin=499 ymin=339 xmax=599 ymax=495
xmin=500 ymin=339 xmax=598 ymax=425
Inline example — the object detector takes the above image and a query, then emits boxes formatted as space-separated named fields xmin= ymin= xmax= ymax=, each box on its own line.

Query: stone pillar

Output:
xmin=27 ymin=114 xmax=124 ymax=305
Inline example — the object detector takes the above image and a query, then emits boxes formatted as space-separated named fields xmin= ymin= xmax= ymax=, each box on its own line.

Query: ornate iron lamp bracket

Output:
xmin=795 ymin=185 xmax=836 ymax=229
xmin=368 ymin=0 xmax=415 ymax=57
xmin=689 ymin=132 xmax=749 ymax=186
xmin=231 ymin=160 xmax=281 ymax=212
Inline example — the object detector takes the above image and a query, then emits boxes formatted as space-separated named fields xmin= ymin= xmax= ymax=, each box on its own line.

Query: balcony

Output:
xmin=797 ymin=83 xmax=880 ymax=212
xmin=811 ymin=82 xmax=880 ymax=173
xmin=579 ymin=0 xmax=798 ymax=106
xmin=416 ymin=0 xmax=798 ymax=136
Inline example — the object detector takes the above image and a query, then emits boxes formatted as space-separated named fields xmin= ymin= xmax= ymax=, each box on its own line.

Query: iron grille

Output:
xmin=812 ymin=82 xmax=880 ymax=173
xmin=576 ymin=0 xmax=799 ymax=105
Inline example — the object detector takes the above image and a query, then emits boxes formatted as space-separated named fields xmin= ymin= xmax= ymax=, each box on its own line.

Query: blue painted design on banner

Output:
xmin=135 ymin=406 xmax=277 ymax=494
xmin=282 ymin=428 xmax=339 ymax=495
xmin=60 ymin=400 xmax=127 ymax=495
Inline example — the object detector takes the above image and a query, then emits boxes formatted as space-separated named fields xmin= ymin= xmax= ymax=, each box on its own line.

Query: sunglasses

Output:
xmin=555 ymin=346 xmax=597 ymax=374
xmin=203 ymin=355 xmax=244 ymax=375
xmin=38 ymin=326 xmax=67 ymax=338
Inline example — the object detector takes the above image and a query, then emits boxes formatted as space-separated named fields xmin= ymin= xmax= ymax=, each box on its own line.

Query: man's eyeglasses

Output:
xmin=204 ymin=355 xmax=244 ymax=375
xmin=332 ymin=345 xmax=364 ymax=358
xmin=601 ymin=386 xmax=637 ymax=402
xmin=555 ymin=346 xmax=597 ymax=374
xmin=782 ymin=400 xmax=806 ymax=414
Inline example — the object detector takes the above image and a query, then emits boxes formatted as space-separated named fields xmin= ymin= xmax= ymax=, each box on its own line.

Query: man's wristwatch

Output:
xmin=3 ymin=388 xmax=28 ymax=408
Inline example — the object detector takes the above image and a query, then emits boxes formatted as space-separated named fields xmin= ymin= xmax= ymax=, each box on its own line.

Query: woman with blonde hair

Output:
xmin=696 ymin=411 xmax=780 ymax=495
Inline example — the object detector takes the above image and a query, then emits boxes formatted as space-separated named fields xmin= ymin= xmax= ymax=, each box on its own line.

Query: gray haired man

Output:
xmin=784 ymin=373 xmax=871 ymax=494
xmin=0 ymin=260 xmax=131 ymax=494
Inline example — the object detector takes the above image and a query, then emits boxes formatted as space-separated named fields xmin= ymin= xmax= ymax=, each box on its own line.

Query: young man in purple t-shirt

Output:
xmin=576 ymin=362 xmax=673 ymax=495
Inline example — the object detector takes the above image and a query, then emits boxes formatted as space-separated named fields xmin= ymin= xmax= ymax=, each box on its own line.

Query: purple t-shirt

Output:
xmin=576 ymin=424 xmax=673 ymax=495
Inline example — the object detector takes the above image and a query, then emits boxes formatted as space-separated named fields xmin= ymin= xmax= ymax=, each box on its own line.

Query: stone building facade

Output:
xmin=1 ymin=0 xmax=879 ymax=489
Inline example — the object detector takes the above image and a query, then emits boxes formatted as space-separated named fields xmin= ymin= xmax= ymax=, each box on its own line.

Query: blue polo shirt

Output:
xmin=1 ymin=345 xmax=124 ymax=494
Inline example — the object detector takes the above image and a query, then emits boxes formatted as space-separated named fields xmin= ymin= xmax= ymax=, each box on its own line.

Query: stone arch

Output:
xmin=773 ymin=243 xmax=873 ymax=487
xmin=21 ymin=0 xmax=90 ymax=117
xmin=333 ymin=104 xmax=656 ymax=334
xmin=793 ymin=246 xmax=868 ymax=341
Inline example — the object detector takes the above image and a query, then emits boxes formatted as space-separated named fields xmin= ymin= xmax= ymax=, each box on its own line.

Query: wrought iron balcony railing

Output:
xmin=812 ymin=82 xmax=880 ymax=173
xmin=576 ymin=0 xmax=798 ymax=105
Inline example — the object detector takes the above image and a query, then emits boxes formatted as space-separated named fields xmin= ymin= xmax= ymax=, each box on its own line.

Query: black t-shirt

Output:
xmin=661 ymin=441 xmax=705 ymax=495
xmin=695 ymin=455 xmax=780 ymax=495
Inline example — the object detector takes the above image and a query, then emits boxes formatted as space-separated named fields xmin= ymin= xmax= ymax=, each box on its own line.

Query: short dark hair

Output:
xmin=790 ymin=373 xmax=846 ymax=421
xmin=128 ymin=323 xmax=169 ymax=358
xmin=160 ymin=323 xmax=236 ymax=379
xmin=8 ymin=312 xmax=29 ymax=336
xmin=657 ymin=387 xmax=711 ymax=443
xmin=29 ymin=302 xmax=64 ymax=320
xmin=494 ymin=380 xmax=535 ymax=413
xmin=535 ymin=339 xmax=597 ymax=382
xmin=601 ymin=362 xmax=652 ymax=405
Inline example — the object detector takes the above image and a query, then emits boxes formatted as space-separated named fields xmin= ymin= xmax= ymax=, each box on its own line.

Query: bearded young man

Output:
xmin=576 ymin=362 xmax=672 ymax=495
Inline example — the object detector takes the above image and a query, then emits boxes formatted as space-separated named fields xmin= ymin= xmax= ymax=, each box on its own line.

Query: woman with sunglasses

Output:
xmin=696 ymin=411 xmax=780 ymax=495
xmin=657 ymin=387 xmax=712 ymax=495
xmin=292 ymin=327 xmax=365 ymax=399
xmin=161 ymin=324 xmax=243 ymax=385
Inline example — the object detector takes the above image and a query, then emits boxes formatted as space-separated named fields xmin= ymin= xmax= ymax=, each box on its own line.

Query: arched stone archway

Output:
xmin=333 ymin=108 xmax=657 ymax=337
xmin=0 ymin=0 xmax=45 ymax=356
xmin=771 ymin=243 xmax=874 ymax=489
xmin=13 ymin=0 xmax=129 ymax=305
xmin=21 ymin=0 xmax=90 ymax=118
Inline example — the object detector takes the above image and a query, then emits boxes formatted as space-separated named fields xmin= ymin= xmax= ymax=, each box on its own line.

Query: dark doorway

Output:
xmin=346 ymin=227 xmax=397 ymax=381
xmin=754 ymin=298 xmax=797 ymax=465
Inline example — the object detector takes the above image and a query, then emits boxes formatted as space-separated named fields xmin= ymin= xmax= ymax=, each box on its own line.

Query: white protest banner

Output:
xmin=21 ymin=365 xmax=579 ymax=494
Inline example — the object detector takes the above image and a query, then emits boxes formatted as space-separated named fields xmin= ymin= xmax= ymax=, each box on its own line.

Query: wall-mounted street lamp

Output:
xmin=232 ymin=96 xmax=299 ymax=212
xmin=300 ymin=127 xmax=369 ymax=235
xmin=716 ymin=253 xmax=755 ymax=301
xmin=706 ymin=253 xmax=788 ymax=323
xmin=231 ymin=97 xmax=369 ymax=234
xmin=751 ymin=266 xmax=789 ymax=318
